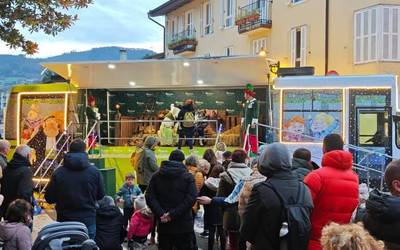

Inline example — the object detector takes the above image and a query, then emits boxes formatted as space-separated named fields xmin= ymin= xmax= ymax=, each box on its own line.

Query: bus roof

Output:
xmin=42 ymin=56 xmax=270 ymax=89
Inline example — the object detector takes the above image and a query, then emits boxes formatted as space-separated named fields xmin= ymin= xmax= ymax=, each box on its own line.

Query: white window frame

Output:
xmin=204 ymin=1 xmax=213 ymax=35
xmin=289 ymin=0 xmax=305 ymax=6
xmin=252 ymin=38 xmax=267 ymax=55
xmin=225 ymin=46 xmax=233 ymax=56
xmin=354 ymin=5 xmax=400 ymax=64
xmin=290 ymin=25 xmax=308 ymax=67
xmin=224 ymin=0 xmax=235 ymax=28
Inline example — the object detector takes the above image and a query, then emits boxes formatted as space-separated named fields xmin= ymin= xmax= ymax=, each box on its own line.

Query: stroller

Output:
xmin=32 ymin=222 xmax=98 ymax=250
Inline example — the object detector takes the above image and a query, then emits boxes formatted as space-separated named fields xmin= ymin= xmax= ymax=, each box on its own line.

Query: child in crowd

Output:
xmin=128 ymin=195 xmax=154 ymax=250
xmin=222 ymin=151 xmax=232 ymax=170
xmin=321 ymin=222 xmax=384 ymax=250
xmin=116 ymin=173 xmax=142 ymax=231
xmin=95 ymin=196 xmax=124 ymax=250
xmin=215 ymin=142 xmax=227 ymax=164
xmin=0 ymin=199 xmax=32 ymax=250
xmin=200 ymin=165 xmax=226 ymax=250
xmin=292 ymin=148 xmax=313 ymax=181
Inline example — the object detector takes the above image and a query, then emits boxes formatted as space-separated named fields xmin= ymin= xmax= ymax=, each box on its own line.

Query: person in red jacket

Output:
xmin=128 ymin=195 xmax=154 ymax=249
xmin=304 ymin=134 xmax=359 ymax=250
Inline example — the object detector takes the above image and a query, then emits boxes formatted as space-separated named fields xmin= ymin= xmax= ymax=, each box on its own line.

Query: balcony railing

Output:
xmin=236 ymin=0 xmax=272 ymax=34
xmin=167 ymin=28 xmax=197 ymax=54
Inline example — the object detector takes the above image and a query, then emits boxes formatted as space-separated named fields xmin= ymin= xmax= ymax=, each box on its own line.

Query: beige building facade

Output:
xmin=149 ymin=0 xmax=400 ymax=76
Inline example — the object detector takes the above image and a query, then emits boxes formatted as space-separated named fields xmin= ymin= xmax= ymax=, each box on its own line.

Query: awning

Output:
xmin=149 ymin=0 xmax=193 ymax=17
xmin=42 ymin=56 xmax=270 ymax=90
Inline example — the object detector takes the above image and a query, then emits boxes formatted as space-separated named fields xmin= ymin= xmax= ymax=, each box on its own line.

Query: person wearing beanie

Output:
xmin=136 ymin=136 xmax=159 ymax=192
xmin=128 ymin=194 xmax=154 ymax=249
xmin=241 ymin=143 xmax=313 ymax=250
xmin=145 ymin=150 xmax=197 ymax=249
xmin=95 ymin=196 xmax=124 ymax=250
xmin=242 ymin=83 xmax=259 ymax=156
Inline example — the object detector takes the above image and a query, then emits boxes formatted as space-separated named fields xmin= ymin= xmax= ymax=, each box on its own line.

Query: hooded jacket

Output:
xmin=116 ymin=183 xmax=142 ymax=208
xmin=95 ymin=205 xmax=124 ymax=250
xmin=217 ymin=162 xmax=252 ymax=231
xmin=1 ymin=153 xmax=33 ymax=215
xmin=363 ymin=189 xmax=400 ymax=249
xmin=137 ymin=137 xmax=158 ymax=186
xmin=0 ymin=222 xmax=32 ymax=250
xmin=45 ymin=152 xmax=105 ymax=226
xmin=304 ymin=150 xmax=359 ymax=250
xmin=128 ymin=208 xmax=154 ymax=239
xmin=241 ymin=143 xmax=313 ymax=250
xmin=145 ymin=160 xmax=196 ymax=234
xmin=292 ymin=157 xmax=312 ymax=181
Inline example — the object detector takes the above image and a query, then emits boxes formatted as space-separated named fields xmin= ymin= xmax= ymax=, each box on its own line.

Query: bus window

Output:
xmin=358 ymin=110 xmax=388 ymax=147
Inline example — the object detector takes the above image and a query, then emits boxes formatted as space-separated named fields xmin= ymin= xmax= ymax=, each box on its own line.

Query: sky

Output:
xmin=0 ymin=0 xmax=166 ymax=58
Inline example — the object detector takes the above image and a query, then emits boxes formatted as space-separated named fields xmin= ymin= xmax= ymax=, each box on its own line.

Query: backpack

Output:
xmin=267 ymin=182 xmax=312 ymax=250
xmin=183 ymin=112 xmax=195 ymax=128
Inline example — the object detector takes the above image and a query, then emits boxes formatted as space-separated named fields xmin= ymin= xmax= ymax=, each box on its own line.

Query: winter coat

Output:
xmin=95 ymin=205 xmax=124 ymax=250
xmin=1 ymin=153 xmax=32 ymax=215
xmin=116 ymin=183 xmax=142 ymax=208
xmin=304 ymin=150 xmax=359 ymax=250
xmin=0 ymin=154 xmax=7 ymax=170
xmin=131 ymin=147 xmax=144 ymax=184
xmin=200 ymin=177 xmax=223 ymax=226
xmin=145 ymin=160 xmax=196 ymax=234
xmin=363 ymin=189 xmax=400 ymax=249
xmin=217 ymin=162 xmax=252 ymax=232
xmin=45 ymin=152 xmax=105 ymax=226
xmin=238 ymin=170 xmax=266 ymax=217
xmin=241 ymin=143 xmax=313 ymax=250
xmin=292 ymin=157 xmax=311 ymax=181
xmin=128 ymin=208 xmax=154 ymax=239
xmin=0 ymin=222 xmax=32 ymax=250
xmin=187 ymin=165 xmax=204 ymax=193
xmin=137 ymin=137 xmax=158 ymax=186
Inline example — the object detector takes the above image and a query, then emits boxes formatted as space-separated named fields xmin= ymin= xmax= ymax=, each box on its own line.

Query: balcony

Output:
xmin=236 ymin=0 xmax=272 ymax=35
xmin=167 ymin=28 xmax=197 ymax=55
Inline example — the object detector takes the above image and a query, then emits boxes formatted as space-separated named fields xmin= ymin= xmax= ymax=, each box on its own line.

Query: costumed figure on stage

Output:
xmin=86 ymin=96 xmax=101 ymax=151
xmin=242 ymin=83 xmax=259 ymax=156
xmin=158 ymin=104 xmax=180 ymax=146
xmin=195 ymin=110 xmax=208 ymax=146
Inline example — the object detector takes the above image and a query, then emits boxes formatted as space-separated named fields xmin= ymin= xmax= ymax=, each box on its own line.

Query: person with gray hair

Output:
xmin=0 ymin=140 xmax=10 ymax=170
xmin=1 ymin=144 xmax=33 ymax=217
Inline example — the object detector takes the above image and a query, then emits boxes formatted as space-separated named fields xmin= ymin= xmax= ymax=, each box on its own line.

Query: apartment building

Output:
xmin=149 ymin=0 xmax=400 ymax=76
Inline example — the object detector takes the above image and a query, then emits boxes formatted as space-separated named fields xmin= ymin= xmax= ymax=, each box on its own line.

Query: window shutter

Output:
xmin=221 ymin=0 xmax=225 ymax=29
xmin=290 ymin=28 xmax=296 ymax=66
xmin=383 ymin=7 xmax=390 ymax=59
xmin=370 ymin=9 xmax=377 ymax=60
xmin=354 ymin=12 xmax=362 ymax=63
xmin=200 ymin=3 xmax=204 ymax=36
xmin=300 ymin=25 xmax=308 ymax=66
xmin=392 ymin=8 xmax=399 ymax=59
xmin=210 ymin=2 xmax=214 ymax=33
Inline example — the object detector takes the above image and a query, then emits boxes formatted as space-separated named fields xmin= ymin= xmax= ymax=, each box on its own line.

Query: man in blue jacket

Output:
xmin=45 ymin=139 xmax=105 ymax=239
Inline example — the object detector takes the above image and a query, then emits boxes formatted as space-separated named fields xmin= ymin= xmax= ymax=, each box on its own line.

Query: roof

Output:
xmin=42 ymin=56 xmax=270 ymax=90
xmin=149 ymin=0 xmax=193 ymax=17
xmin=274 ymin=75 xmax=397 ymax=89
xmin=10 ymin=82 xmax=77 ymax=93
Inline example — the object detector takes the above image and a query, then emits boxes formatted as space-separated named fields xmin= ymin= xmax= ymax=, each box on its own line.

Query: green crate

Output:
xmin=99 ymin=168 xmax=116 ymax=196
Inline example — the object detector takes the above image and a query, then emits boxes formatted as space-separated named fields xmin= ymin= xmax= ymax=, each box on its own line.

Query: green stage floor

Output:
xmin=94 ymin=146 xmax=236 ymax=190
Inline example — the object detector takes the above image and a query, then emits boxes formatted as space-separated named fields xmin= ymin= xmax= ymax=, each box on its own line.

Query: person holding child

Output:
xmin=116 ymin=173 xmax=142 ymax=231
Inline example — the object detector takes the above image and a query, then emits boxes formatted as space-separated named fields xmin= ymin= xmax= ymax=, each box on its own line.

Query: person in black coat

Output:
xmin=45 ymin=139 xmax=105 ymax=239
xmin=240 ymin=143 xmax=313 ymax=250
xmin=177 ymin=100 xmax=196 ymax=150
xmin=95 ymin=196 xmax=124 ymax=250
xmin=145 ymin=150 xmax=197 ymax=250
xmin=1 ymin=145 xmax=33 ymax=218
xmin=362 ymin=160 xmax=400 ymax=249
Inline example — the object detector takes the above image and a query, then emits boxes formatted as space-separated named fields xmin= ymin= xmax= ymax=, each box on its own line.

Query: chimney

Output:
xmin=119 ymin=49 xmax=128 ymax=61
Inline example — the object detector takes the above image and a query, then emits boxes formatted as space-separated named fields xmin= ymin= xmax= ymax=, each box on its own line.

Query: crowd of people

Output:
xmin=0 ymin=132 xmax=398 ymax=249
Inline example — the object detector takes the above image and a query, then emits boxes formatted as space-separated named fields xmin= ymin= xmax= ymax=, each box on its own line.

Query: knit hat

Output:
xmin=169 ymin=149 xmax=185 ymax=162
xmin=134 ymin=195 xmax=146 ymax=210
xmin=88 ymin=96 xmax=95 ymax=103
xmin=244 ymin=83 xmax=255 ymax=97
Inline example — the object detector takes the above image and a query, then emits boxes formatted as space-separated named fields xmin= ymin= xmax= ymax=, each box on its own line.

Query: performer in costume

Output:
xmin=242 ymin=83 xmax=259 ymax=156
xmin=86 ymin=96 xmax=101 ymax=151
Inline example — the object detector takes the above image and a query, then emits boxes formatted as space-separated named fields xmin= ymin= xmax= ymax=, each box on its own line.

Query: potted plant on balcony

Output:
xmin=247 ymin=10 xmax=260 ymax=22
xmin=235 ymin=13 xmax=247 ymax=26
